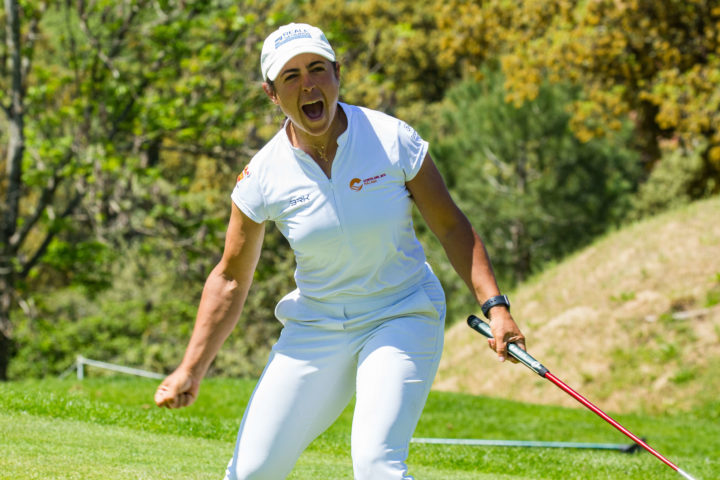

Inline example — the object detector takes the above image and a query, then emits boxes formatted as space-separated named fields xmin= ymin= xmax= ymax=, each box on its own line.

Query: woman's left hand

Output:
xmin=487 ymin=311 xmax=526 ymax=363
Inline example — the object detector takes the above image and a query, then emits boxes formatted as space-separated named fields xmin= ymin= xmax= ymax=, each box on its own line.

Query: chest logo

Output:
xmin=349 ymin=178 xmax=363 ymax=191
xmin=289 ymin=194 xmax=311 ymax=206
xmin=349 ymin=173 xmax=387 ymax=192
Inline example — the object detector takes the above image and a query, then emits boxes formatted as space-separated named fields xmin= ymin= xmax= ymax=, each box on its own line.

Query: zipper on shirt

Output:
xmin=327 ymin=180 xmax=345 ymax=234
xmin=296 ymin=149 xmax=346 ymax=235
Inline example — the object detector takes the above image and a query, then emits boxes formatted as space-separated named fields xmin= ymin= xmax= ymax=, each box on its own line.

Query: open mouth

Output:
xmin=301 ymin=100 xmax=324 ymax=121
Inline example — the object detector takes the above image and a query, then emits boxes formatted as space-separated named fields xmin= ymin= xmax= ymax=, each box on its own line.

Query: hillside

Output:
xmin=435 ymin=196 xmax=720 ymax=414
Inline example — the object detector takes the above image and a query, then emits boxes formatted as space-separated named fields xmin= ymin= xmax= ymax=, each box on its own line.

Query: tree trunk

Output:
xmin=0 ymin=259 xmax=13 ymax=381
xmin=0 ymin=314 xmax=11 ymax=381
xmin=0 ymin=0 xmax=25 ymax=381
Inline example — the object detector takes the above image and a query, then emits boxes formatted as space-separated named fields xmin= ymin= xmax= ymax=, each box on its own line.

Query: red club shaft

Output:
xmin=466 ymin=315 xmax=698 ymax=479
xmin=543 ymin=371 xmax=680 ymax=472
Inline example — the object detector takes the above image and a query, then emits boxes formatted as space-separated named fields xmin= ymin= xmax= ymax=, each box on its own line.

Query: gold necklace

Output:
xmin=313 ymin=143 xmax=329 ymax=162
xmin=291 ymin=123 xmax=332 ymax=162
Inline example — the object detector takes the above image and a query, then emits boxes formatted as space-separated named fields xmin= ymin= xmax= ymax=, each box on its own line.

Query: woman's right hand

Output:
xmin=154 ymin=205 xmax=264 ymax=410
xmin=154 ymin=369 xmax=200 ymax=409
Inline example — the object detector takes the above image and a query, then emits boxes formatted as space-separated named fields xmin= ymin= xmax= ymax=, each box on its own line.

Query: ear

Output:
xmin=333 ymin=62 xmax=341 ymax=81
xmin=262 ymin=82 xmax=279 ymax=105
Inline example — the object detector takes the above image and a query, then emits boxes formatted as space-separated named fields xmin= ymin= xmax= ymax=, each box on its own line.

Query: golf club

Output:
xmin=467 ymin=314 xmax=699 ymax=480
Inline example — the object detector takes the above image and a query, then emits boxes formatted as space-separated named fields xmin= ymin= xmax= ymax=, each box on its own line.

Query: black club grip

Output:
xmin=467 ymin=315 xmax=548 ymax=377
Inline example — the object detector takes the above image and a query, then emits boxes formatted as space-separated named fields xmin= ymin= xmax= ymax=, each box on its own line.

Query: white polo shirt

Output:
xmin=231 ymin=103 xmax=431 ymax=304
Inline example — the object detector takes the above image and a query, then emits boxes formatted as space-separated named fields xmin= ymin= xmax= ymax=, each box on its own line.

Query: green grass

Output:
xmin=1 ymin=377 xmax=718 ymax=479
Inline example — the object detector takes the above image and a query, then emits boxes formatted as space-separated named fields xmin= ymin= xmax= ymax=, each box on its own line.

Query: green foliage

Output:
xmin=11 ymin=264 xmax=197 ymax=379
xmin=419 ymin=69 xmax=642 ymax=293
xmin=10 ymin=224 xmax=297 ymax=379
xmin=301 ymin=0 xmax=720 ymax=200
xmin=3 ymin=0 xmax=293 ymax=378
xmin=35 ymin=239 xmax=116 ymax=296
xmin=4 ymin=0 xmax=283 ymax=282
xmin=498 ymin=0 xmax=720 ymax=193
xmin=297 ymin=0 xmax=455 ymax=121
xmin=4 ymin=1 xmax=720 ymax=381
xmin=628 ymin=140 xmax=711 ymax=219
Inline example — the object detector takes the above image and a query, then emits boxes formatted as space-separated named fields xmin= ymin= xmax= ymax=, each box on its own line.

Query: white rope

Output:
xmin=58 ymin=355 xmax=165 ymax=380
xmin=411 ymin=437 xmax=634 ymax=451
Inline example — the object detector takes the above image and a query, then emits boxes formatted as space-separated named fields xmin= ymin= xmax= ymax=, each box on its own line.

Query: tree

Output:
xmin=295 ymin=0 xmax=459 ymax=122
xmin=1 ymin=0 xmax=46 ymax=380
xmin=497 ymin=0 xmax=720 ymax=189
xmin=0 ymin=0 xmax=285 ymax=380
xmin=420 ymin=70 xmax=641 ymax=294
xmin=300 ymin=0 xmax=720 ymax=195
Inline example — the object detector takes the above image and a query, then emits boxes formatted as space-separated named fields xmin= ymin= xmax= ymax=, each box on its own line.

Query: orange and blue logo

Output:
xmin=349 ymin=173 xmax=387 ymax=192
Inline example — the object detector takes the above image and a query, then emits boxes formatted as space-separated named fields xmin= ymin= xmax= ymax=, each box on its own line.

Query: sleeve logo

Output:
xmin=236 ymin=165 xmax=251 ymax=183
xmin=401 ymin=121 xmax=420 ymax=142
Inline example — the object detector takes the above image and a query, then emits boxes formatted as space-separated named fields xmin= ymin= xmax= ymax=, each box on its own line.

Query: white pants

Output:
xmin=224 ymin=275 xmax=446 ymax=480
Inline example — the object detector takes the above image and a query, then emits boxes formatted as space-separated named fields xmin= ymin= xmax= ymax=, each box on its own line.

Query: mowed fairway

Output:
xmin=1 ymin=377 xmax=717 ymax=479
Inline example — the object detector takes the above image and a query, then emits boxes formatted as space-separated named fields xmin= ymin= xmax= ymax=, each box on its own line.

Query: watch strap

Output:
xmin=481 ymin=294 xmax=510 ymax=319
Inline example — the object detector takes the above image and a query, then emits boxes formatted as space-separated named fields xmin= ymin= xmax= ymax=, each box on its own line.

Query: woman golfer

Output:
xmin=155 ymin=23 xmax=526 ymax=480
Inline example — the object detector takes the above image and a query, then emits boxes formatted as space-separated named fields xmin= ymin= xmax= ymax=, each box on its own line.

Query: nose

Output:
xmin=301 ymin=72 xmax=315 ymax=91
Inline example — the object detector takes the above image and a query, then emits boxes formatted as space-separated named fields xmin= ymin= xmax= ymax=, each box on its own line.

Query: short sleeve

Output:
xmin=397 ymin=120 xmax=429 ymax=181
xmin=230 ymin=163 xmax=268 ymax=223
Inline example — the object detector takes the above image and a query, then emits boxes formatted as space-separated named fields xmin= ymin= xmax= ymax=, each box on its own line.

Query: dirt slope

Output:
xmin=435 ymin=196 xmax=720 ymax=414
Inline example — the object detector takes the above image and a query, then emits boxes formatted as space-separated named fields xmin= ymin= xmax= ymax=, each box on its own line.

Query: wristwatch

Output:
xmin=481 ymin=295 xmax=510 ymax=319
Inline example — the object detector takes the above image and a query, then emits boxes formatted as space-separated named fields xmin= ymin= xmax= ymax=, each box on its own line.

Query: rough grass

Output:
xmin=437 ymin=196 xmax=720 ymax=414
xmin=1 ymin=377 xmax=717 ymax=479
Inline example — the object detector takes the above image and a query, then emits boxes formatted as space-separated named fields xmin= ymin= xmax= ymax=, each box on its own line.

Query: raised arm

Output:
xmin=155 ymin=203 xmax=265 ymax=408
xmin=406 ymin=153 xmax=526 ymax=362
